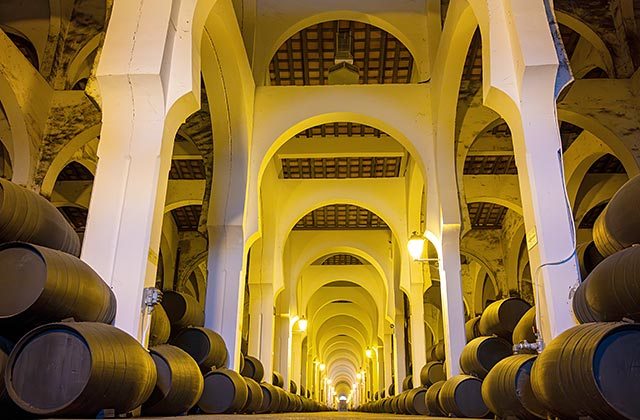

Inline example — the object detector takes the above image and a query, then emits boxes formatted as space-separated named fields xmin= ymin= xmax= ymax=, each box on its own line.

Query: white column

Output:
xmin=204 ymin=226 xmax=247 ymax=370
xmin=275 ymin=314 xmax=291 ymax=390
xmin=383 ymin=333 xmax=393 ymax=394
xmin=394 ymin=312 xmax=407 ymax=389
xmin=291 ymin=331 xmax=303 ymax=393
xmin=438 ymin=225 xmax=467 ymax=377
xmin=248 ymin=282 xmax=274 ymax=381
xmin=82 ymin=0 xmax=176 ymax=341
xmin=409 ymin=282 xmax=427 ymax=387
xmin=472 ymin=0 xmax=579 ymax=342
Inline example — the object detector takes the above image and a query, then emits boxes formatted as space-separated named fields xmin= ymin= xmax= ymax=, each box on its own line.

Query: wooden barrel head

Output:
xmin=198 ymin=370 xmax=247 ymax=414
xmin=420 ymin=361 xmax=445 ymax=386
xmin=0 ymin=246 xmax=46 ymax=318
xmin=241 ymin=377 xmax=263 ymax=413
xmin=172 ymin=328 xmax=210 ymax=366
xmin=8 ymin=328 xmax=91 ymax=414
xmin=451 ymin=377 xmax=488 ymax=418
xmin=596 ymin=327 xmax=640 ymax=418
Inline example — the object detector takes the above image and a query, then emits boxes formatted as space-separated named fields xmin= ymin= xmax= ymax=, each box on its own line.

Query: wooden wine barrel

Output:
xmin=300 ymin=385 xmax=306 ymax=397
xmin=460 ymin=336 xmax=513 ymax=379
xmin=241 ymin=355 xmax=264 ymax=382
xmin=198 ymin=368 xmax=248 ymax=414
xmin=5 ymin=322 xmax=156 ymax=417
xmin=0 ymin=337 xmax=13 ymax=404
xmin=420 ymin=361 xmax=445 ymax=386
xmin=438 ymin=375 xmax=489 ymax=418
xmin=0 ymin=243 xmax=116 ymax=336
xmin=171 ymin=326 xmax=228 ymax=371
xmin=289 ymin=380 xmax=298 ymax=394
xmin=388 ymin=383 xmax=395 ymax=396
xmin=0 ymin=178 xmax=80 ymax=255
xmin=424 ymin=380 xmax=446 ymax=416
xmin=428 ymin=340 xmax=445 ymax=361
xmin=531 ymin=322 xmax=640 ymax=420
xmin=479 ymin=297 xmax=531 ymax=340
xmin=143 ymin=344 xmax=203 ymax=416
xmin=272 ymin=370 xmax=284 ymax=388
xmin=148 ymin=304 xmax=171 ymax=347
xmin=257 ymin=382 xmax=281 ymax=413
xmin=482 ymin=354 xmax=546 ymax=420
xmin=513 ymin=306 xmax=537 ymax=345
xmin=399 ymin=391 xmax=411 ymax=414
xmin=402 ymin=374 xmax=413 ymax=391
xmin=405 ymin=387 xmax=427 ymax=415
xmin=465 ymin=315 xmax=481 ymax=342
xmin=593 ymin=175 xmax=640 ymax=257
xmin=240 ymin=377 xmax=263 ymax=414
xmin=573 ymin=246 xmax=640 ymax=323
xmin=162 ymin=290 xmax=204 ymax=330
xmin=578 ymin=241 xmax=605 ymax=278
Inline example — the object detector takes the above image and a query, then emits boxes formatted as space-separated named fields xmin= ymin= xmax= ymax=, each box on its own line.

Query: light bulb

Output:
xmin=298 ymin=317 xmax=308 ymax=332
xmin=407 ymin=231 xmax=425 ymax=260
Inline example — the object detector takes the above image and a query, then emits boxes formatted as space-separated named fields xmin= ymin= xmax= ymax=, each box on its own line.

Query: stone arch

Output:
xmin=555 ymin=11 xmax=615 ymax=77
xmin=0 ymin=74 xmax=32 ymax=185
xmin=41 ymin=124 xmax=101 ymax=196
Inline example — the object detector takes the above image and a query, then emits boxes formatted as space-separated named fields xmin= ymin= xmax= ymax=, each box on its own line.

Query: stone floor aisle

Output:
xmin=142 ymin=413 xmax=474 ymax=420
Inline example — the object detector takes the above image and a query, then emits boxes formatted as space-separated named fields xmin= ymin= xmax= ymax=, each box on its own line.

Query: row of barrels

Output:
xmin=1 ymin=321 xmax=330 ymax=417
xmin=573 ymin=175 xmax=640 ymax=324
xmin=0 ymin=179 xmax=117 ymax=340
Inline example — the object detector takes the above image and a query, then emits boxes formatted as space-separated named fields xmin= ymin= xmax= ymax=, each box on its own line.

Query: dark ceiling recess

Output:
xmin=295 ymin=122 xmax=384 ymax=138
xmin=169 ymin=159 xmax=206 ymax=180
xmin=6 ymin=32 xmax=39 ymax=69
xmin=58 ymin=206 xmax=88 ymax=233
xmin=282 ymin=156 xmax=401 ymax=179
xmin=559 ymin=24 xmax=581 ymax=59
xmin=324 ymin=281 xmax=360 ymax=287
xmin=322 ymin=254 xmax=364 ymax=265
xmin=57 ymin=161 xmax=94 ymax=181
xmin=468 ymin=202 xmax=509 ymax=229
xmin=459 ymin=29 xmax=482 ymax=101
xmin=171 ymin=205 xmax=202 ymax=231
xmin=294 ymin=204 xmax=389 ymax=230
xmin=269 ymin=20 xmax=414 ymax=86
xmin=588 ymin=154 xmax=626 ymax=174
xmin=559 ymin=122 xmax=584 ymax=151
xmin=579 ymin=202 xmax=608 ymax=229
xmin=464 ymin=155 xmax=518 ymax=175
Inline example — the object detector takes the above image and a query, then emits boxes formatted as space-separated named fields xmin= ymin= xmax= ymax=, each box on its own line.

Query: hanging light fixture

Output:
xmin=407 ymin=231 xmax=426 ymax=260
xmin=298 ymin=316 xmax=308 ymax=332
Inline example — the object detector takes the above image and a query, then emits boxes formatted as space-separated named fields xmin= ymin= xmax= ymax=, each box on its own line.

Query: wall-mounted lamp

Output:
xmin=298 ymin=316 xmax=308 ymax=332
xmin=319 ymin=363 xmax=326 ymax=371
xmin=408 ymin=231 xmax=440 ymax=265
xmin=356 ymin=373 xmax=362 ymax=380
xmin=365 ymin=348 xmax=373 ymax=359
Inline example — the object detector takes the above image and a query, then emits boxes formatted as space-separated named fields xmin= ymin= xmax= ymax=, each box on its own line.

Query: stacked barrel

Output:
xmin=153 ymin=291 xmax=328 ymax=415
xmin=525 ymin=174 xmax=640 ymax=420
xmin=0 ymin=178 xmax=157 ymax=417
xmin=0 ymin=179 xmax=329 ymax=418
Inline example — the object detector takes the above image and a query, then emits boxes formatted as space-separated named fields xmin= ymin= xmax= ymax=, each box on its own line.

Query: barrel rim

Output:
xmin=5 ymin=322 xmax=94 ymax=415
